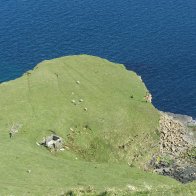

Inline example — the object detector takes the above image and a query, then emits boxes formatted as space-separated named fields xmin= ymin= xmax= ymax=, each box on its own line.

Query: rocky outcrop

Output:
xmin=159 ymin=112 xmax=192 ymax=156
xmin=153 ymin=161 xmax=196 ymax=183
xmin=39 ymin=134 xmax=64 ymax=151
xmin=151 ymin=112 xmax=196 ymax=183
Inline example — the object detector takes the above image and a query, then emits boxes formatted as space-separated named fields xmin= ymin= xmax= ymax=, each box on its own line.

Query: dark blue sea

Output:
xmin=0 ymin=0 xmax=195 ymax=118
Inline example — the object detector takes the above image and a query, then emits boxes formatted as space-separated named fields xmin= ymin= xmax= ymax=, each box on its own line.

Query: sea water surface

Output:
xmin=0 ymin=0 xmax=196 ymax=118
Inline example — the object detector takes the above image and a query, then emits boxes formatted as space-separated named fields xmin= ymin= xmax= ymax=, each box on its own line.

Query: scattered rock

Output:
xmin=154 ymin=163 xmax=196 ymax=183
xmin=151 ymin=112 xmax=196 ymax=183
xmin=159 ymin=112 xmax=192 ymax=156
xmin=173 ymin=166 xmax=196 ymax=183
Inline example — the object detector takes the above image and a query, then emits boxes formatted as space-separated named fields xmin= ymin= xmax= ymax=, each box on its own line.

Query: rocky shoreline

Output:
xmin=150 ymin=112 xmax=196 ymax=183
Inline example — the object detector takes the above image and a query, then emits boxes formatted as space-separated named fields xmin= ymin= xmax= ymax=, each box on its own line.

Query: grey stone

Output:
xmin=40 ymin=134 xmax=64 ymax=151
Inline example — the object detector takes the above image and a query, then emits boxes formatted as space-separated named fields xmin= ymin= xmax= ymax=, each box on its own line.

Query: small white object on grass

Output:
xmin=79 ymin=99 xmax=84 ymax=102
xmin=76 ymin=80 xmax=80 ymax=84
xmin=27 ymin=169 xmax=31 ymax=173
xmin=71 ymin=100 xmax=76 ymax=105
xmin=70 ymin=128 xmax=74 ymax=131
xmin=64 ymin=145 xmax=70 ymax=150
xmin=84 ymin=107 xmax=88 ymax=111
xmin=127 ymin=184 xmax=136 ymax=191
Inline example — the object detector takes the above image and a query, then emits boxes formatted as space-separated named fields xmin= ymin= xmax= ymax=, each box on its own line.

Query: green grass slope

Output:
xmin=0 ymin=55 xmax=191 ymax=195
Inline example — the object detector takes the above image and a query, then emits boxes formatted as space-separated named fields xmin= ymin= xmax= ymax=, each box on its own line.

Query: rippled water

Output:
xmin=0 ymin=0 xmax=195 ymax=117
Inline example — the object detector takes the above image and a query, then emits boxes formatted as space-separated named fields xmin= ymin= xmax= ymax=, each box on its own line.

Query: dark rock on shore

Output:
xmin=152 ymin=157 xmax=196 ymax=183
xmin=173 ymin=166 xmax=196 ymax=183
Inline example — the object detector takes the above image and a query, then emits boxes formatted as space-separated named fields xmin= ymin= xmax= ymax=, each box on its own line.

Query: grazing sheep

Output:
xmin=69 ymin=128 xmax=74 ymax=131
xmin=71 ymin=100 xmax=76 ymax=105
xmin=79 ymin=99 xmax=84 ymax=102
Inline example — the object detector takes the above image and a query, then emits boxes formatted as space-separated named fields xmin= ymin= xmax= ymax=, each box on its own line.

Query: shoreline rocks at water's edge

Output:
xmin=150 ymin=111 xmax=196 ymax=183
xmin=166 ymin=112 xmax=196 ymax=128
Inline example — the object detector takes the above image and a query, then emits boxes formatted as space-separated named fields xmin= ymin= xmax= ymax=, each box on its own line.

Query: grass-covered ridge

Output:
xmin=0 ymin=55 xmax=193 ymax=195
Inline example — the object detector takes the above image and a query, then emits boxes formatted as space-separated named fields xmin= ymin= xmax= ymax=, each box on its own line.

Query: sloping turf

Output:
xmin=0 ymin=55 xmax=194 ymax=195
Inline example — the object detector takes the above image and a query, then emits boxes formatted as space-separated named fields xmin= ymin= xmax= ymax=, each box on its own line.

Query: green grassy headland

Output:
xmin=0 ymin=55 xmax=195 ymax=195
